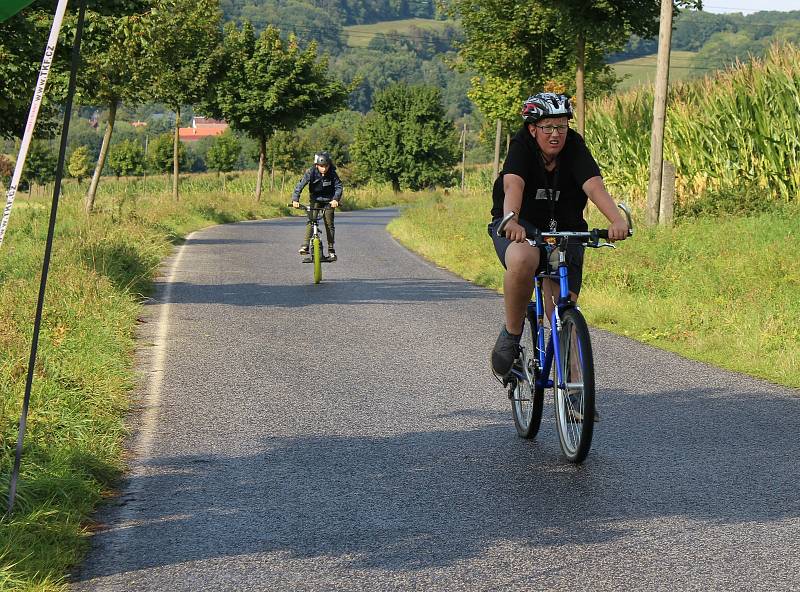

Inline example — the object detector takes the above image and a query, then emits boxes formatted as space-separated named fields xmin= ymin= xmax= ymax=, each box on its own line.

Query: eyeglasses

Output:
xmin=535 ymin=124 xmax=569 ymax=135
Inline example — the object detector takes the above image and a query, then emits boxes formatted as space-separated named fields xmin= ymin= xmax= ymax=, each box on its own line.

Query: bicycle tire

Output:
xmin=553 ymin=308 xmax=595 ymax=463
xmin=510 ymin=313 xmax=545 ymax=439
xmin=313 ymin=237 xmax=322 ymax=284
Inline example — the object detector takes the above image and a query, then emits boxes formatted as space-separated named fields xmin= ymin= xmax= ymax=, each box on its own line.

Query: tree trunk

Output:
xmin=391 ymin=178 xmax=401 ymax=193
xmin=255 ymin=135 xmax=265 ymax=201
xmin=575 ymin=30 xmax=586 ymax=137
xmin=173 ymin=107 xmax=180 ymax=201
xmin=85 ymin=101 xmax=118 ymax=213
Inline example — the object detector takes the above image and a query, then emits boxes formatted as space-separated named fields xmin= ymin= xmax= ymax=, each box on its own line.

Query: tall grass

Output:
xmin=587 ymin=42 xmax=800 ymax=209
xmin=0 ymin=173 xmax=418 ymax=590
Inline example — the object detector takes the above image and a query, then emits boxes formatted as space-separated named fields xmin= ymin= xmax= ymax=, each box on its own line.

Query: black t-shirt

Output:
xmin=490 ymin=126 xmax=601 ymax=231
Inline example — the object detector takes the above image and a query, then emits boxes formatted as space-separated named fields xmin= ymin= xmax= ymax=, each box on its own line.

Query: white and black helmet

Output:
xmin=314 ymin=151 xmax=332 ymax=166
xmin=521 ymin=93 xmax=573 ymax=124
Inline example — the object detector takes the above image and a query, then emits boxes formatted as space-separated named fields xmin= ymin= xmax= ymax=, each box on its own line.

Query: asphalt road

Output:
xmin=73 ymin=208 xmax=800 ymax=591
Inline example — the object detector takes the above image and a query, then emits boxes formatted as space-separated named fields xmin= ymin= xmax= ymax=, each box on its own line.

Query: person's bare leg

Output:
xmin=503 ymin=242 xmax=540 ymax=335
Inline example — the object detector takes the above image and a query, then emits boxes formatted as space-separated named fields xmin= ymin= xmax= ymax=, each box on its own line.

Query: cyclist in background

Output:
xmin=488 ymin=93 xmax=629 ymax=382
xmin=292 ymin=151 xmax=343 ymax=261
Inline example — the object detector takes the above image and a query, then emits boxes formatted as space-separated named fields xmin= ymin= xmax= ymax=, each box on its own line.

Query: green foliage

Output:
xmin=207 ymin=21 xmax=349 ymax=197
xmin=24 ymin=140 xmax=57 ymax=188
xmin=299 ymin=112 xmax=363 ymax=165
xmin=206 ymin=131 xmax=242 ymax=174
xmin=149 ymin=133 xmax=186 ymax=174
xmin=210 ymin=23 xmax=348 ymax=142
xmin=0 ymin=9 xmax=62 ymax=139
xmin=148 ymin=0 xmax=224 ymax=113
xmin=107 ymin=139 xmax=145 ymax=178
xmin=351 ymin=83 xmax=458 ymax=191
xmin=67 ymin=146 xmax=92 ymax=183
xmin=220 ymin=0 xmax=437 ymax=28
xmin=265 ymin=130 xmax=306 ymax=174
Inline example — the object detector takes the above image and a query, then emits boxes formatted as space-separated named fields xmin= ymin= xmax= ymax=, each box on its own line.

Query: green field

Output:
xmin=612 ymin=51 xmax=700 ymax=91
xmin=344 ymin=18 xmax=451 ymax=48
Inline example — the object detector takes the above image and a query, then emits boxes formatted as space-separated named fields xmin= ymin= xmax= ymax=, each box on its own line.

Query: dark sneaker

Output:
xmin=327 ymin=250 xmax=337 ymax=262
xmin=491 ymin=327 xmax=521 ymax=377
xmin=299 ymin=245 xmax=309 ymax=255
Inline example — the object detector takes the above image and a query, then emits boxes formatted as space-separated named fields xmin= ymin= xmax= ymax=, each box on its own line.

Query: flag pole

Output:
xmin=7 ymin=0 xmax=87 ymax=515
xmin=0 ymin=0 xmax=70 ymax=249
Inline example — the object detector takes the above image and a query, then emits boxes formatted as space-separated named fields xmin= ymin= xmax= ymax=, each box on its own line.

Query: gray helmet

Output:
xmin=314 ymin=151 xmax=332 ymax=166
xmin=521 ymin=93 xmax=573 ymax=124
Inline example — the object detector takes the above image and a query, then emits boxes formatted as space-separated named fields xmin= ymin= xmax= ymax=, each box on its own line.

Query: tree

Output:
xmin=148 ymin=0 xmax=224 ymax=201
xmin=68 ymin=145 xmax=91 ymax=184
xmin=149 ymin=132 xmax=186 ymax=175
xmin=23 ymin=140 xmax=57 ymax=193
xmin=444 ymin=0 xmax=700 ymax=135
xmin=206 ymin=131 xmax=241 ymax=190
xmin=108 ymin=138 xmax=145 ymax=178
xmin=206 ymin=22 xmax=349 ymax=200
xmin=78 ymin=10 xmax=153 ymax=212
xmin=351 ymin=83 xmax=459 ymax=192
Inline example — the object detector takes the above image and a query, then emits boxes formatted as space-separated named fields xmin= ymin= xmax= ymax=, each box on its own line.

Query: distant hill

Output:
xmin=344 ymin=17 xmax=451 ymax=48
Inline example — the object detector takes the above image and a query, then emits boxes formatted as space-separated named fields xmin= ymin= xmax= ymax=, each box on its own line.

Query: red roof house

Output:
xmin=178 ymin=117 xmax=229 ymax=142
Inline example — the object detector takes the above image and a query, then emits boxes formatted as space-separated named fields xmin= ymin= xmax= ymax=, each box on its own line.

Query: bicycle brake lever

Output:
xmin=598 ymin=243 xmax=616 ymax=249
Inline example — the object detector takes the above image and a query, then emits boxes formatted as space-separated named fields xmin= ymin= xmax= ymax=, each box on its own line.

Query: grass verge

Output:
xmin=387 ymin=191 xmax=800 ymax=388
xmin=0 ymin=172 xmax=419 ymax=591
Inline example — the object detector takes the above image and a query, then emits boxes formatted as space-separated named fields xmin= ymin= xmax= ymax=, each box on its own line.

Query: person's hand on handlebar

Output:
xmin=330 ymin=200 xmax=339 ymax=208
xmin=606 ymin=218 xmax=629 ymax=242
xmin=504 ymin=217 xmax=527 ymax=243
xmin=291 ymin=200 xmax=300 ymax=208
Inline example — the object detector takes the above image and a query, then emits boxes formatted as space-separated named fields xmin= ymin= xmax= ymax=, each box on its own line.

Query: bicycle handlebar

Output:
xmin=497 ymin=202 xmax=634 ymax=246
xmin=287 ymin=203 xmax=333 ymax=212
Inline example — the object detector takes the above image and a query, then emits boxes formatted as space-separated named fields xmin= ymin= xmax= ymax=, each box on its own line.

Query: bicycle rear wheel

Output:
xmin=553 ymin=308 xmax=595 ymax=463
xmin=312 ymin=237 xmax=322 ymax=284
xmin=510 ymin=313 xmax=544 ymax=439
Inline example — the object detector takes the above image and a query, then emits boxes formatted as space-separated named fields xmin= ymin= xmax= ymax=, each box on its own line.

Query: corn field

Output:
xmin=586 ymin=42 xmax=800 ymax=208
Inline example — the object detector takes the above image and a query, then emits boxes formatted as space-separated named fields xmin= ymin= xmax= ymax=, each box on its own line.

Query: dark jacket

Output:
xmin=291 ymin=165 xmax=343 ymax=203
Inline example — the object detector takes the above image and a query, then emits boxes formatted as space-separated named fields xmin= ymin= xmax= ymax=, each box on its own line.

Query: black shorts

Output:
xmin=488 ymin=217 xmax=586 ymax=296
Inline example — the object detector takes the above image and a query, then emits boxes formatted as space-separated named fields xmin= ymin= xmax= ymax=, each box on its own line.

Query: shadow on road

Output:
xmin=74 ymin=385 xmax=800 ymax=581
xmin=150 ymin=277 xmax=493 ymax=307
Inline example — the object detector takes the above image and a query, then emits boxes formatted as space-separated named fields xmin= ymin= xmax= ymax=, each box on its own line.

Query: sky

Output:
xmin=703 ymin=1 xmax=800 ymax=14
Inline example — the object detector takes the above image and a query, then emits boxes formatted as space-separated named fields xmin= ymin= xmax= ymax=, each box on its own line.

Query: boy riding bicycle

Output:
xmin=292 ymin=151 xmax=343 ymax=261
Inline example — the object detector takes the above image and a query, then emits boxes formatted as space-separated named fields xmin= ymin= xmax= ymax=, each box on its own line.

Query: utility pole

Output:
xmin=646 ymin=0 xmax=674 ymax=225
xmin=461 ymin=121 xmax=467 ymax=191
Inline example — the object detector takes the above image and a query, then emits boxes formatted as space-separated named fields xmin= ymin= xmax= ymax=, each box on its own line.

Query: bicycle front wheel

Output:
xmin=553 ymin=308 xmax=595 ymax=463
xmin=510 ymin=313 xmax=544 ymax=439
xmin=312 ymin=237 xmax=322 ymax=284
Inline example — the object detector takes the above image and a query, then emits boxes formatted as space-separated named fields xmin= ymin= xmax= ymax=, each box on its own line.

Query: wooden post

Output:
xmin=460 ymin=121 xmax=467 ymax=192
xmin=492 ymin=119 xmax=501 ymax=180
xmin=660 ymin=160 xmax=675 ymax=226
xmin=646 ymin=0 xmax=674 ymax=225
